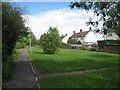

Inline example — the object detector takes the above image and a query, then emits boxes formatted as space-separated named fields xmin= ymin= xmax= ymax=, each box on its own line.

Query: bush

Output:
xmin=81 ymin=48 xmax=86 ymax=50
xmin=98 ymin=40 xmax=105 ymax=48
xmin=60 ymin=43 xmax=71 ymax=49
xmin=71 ymin=46 xmax=77 ymax=49
xmin=89 ymin=48 xmax=97 ymax=51
xmin=68 ymin=38 xmax=77 ymax=44
xmin=105 ymin=40 xmax=120 ymax=45
xmin=15 ymin=42 xmax=25 ymax=49
xmin=76 ymin=41 xmax=81 ymax=44
xmin=2 ymin=57 xmax=14 ymax=83
xmin=98 ymin=40 xmax=120 ymax=48
xmin=2 ymin=2 xmax=28 ymax=83
xmin=40 ymin=27 xmax=61 ymax=54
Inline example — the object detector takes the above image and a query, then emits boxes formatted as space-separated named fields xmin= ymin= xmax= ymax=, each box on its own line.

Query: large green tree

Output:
xmin=69 ymin=1 xmax=120 ymax=37
xmin=40 ymin=27 xmax=61 ymax=54
xmin=2 ymin=2 xmax=29 ymax=61
xmin=2 ymin=2 xmax=29 ymax=83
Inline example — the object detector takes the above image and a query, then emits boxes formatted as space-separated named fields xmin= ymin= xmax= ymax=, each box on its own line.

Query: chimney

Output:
xmin=73 ymin=31 xmax=75 ymax=34
xmin=80 ymin=29 xmax=82 ymax=32
xmin=62 ymin=34 xmax=63 ymax=36
xmin=89 ymin=27 xmax=92 ymax=31
xmin=66 ymin=33 xmax=67 ymax=36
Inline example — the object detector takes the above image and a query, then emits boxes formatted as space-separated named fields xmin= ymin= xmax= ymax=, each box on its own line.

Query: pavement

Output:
xmin=3 ymin=48 xmax=39 ymax=89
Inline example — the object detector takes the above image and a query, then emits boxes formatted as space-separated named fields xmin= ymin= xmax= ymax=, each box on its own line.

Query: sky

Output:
xmin=17 ymin=2 xmax=104 ymax=43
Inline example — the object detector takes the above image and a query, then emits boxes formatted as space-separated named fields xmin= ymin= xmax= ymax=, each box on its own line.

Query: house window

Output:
xmin=80 ymin=36 xmax=84 ymax=40
xmin=108 ymin=33 xmax=112 ymax=36
xmin=81 ymin=37 xmax=83 ymax=39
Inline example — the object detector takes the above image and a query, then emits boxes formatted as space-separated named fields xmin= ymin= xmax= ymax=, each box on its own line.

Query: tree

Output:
xmin=2 ymin=2 xmax=29 ymax=83
xmin=40 ymin=27 xmax=61 ymax=54
xmin=34 ymin=39 xmax=40 ymax=46
xmin=2 ymin=2 xmax=29 ymax=61
xmin=69 ymin=1 xmax=120 ymax=37
xmin=67 ymin=37 xmax=77 ymax=44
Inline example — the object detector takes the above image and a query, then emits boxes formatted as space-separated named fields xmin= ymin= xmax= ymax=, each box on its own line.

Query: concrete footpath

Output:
xmin=3 ymin=48 xmax=39 ymax=89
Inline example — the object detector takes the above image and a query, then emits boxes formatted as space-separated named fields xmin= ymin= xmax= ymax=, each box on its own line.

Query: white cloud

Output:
xmin=24 ymin=8 xmax=103 ymax=43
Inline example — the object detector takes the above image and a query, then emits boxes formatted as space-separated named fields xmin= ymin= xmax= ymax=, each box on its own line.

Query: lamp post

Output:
xmin=29 ymin=31 xmax=32 ymax=53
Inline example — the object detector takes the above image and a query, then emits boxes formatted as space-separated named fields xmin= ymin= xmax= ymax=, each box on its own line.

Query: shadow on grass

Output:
xmin=33 ymin=52 xmax=44 ymax=54
xmin=31 ymin=58 xmax=118 ymax=74
xmin=90 ymin=54 xmax=115 ymax=58
xmin=38 ymin=68 xmax=119 ymax=88
xmin=33 ymin=52 xmax=55 ymax=55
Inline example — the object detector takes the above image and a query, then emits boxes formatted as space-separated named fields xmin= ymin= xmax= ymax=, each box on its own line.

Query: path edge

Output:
xmin=26 ymin=48 xmax=41 ymax=90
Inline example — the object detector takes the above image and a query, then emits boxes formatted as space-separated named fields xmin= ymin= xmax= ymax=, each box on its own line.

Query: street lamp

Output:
xmin=29 ymin=31 xmax=32 ymax=53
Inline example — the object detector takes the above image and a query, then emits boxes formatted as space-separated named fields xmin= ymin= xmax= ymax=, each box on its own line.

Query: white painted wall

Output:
xmin=77 ymin=37 xmax=85 ymax=43
xmin=84 ymin=31 xmax=97 ymax=43
xmin=104 ymin=33 xmax=120 ymax=40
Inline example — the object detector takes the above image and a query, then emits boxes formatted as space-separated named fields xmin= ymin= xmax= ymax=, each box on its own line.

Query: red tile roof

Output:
xmin=70 ymin=31 xmax=89 ymax=38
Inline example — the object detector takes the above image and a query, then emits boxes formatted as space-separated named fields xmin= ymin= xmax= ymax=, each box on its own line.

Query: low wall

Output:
xmin=98 ymin=45 xmax=120 ymax=54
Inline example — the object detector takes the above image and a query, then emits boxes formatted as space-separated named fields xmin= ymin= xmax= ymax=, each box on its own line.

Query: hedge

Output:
xmin=98 ymin=40 xmax=120 ymax=48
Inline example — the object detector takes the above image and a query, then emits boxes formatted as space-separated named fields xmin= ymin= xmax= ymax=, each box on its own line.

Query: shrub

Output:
xmin=2 ymin=3 xmax=28 ymax=83
xmin=40 ymin=27 xmax=61 ymax=54
xmin=89 ymin=48 xmax=97 ymax=51
xmin=71 ymin=46 xmax=77 ymax=49
xmin=76 ymin=41 xmax=81 ymax=44
xmin=67 ymin=38 xmax=77 ymax=44
xmin=2 ymin=57 xmax=14 ymax=83
xmin=60 ymin=43 xmax=71 ymax=49
xmin=15 ymin=42 xmax=25 ymax=49
xmin=105 ymin=40 xmax=120 ymax=45
xmin=98 ymin=40 xmax=120 ymax=48
xmin=98 ymin=40 xmax=105 ymax=48
xmin=81 ymin=48 xmax=86 ymax=50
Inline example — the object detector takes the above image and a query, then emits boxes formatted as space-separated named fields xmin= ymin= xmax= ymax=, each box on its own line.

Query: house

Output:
xmin=70 ymin=27 xmax=97 ymax=45
xmin=104 ymin=28 xmax=120 ymax=40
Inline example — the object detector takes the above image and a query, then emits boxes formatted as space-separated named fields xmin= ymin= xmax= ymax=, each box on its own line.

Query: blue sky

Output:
xmin=17 ymin=2 xmax=104 ymax=42
xmin=17 ymin=2 xmax=71 ymax=15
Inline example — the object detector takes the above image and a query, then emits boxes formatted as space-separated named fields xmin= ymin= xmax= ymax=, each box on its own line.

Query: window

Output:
xmin=108 ymin=33 xmax=112 ymax=36
xmin=81 ymin=36 xmax=84 ymax=40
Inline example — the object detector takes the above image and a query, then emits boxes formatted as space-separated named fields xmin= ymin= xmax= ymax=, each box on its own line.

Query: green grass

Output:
xmin=27 ymin=46 xmax=119 ymax=73
xmin=38 ymin=69 xmax=119 ymax=88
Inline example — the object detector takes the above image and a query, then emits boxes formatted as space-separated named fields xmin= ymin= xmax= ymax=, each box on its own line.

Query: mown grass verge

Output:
xmin=27 ymin=46 xmax=119 ymax=73
xmin=38 ymin=69 xmax=119 ymax=88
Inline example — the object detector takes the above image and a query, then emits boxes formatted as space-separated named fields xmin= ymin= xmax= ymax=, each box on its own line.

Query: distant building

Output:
xmin=70 ymin=27 xmax=97 ymax=45
xmin=104 ymin=28 xmax=120 ymax=40
xmin=60 ymin=34 xmax=67 ymax=41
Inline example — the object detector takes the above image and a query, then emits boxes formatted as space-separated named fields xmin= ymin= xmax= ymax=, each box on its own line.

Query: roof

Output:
xmin=60 ymin=36 xmax=66 ymax=40
xmin=60 ymin=34 xmax=67 ymax=40
xmin=70 ymin=31 xmax=89 ymax=38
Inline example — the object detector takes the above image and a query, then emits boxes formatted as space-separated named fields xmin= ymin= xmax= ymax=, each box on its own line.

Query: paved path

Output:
xmin=4 ymin=48 xmax=39 ymax=89
xmin=36 ymin=65 xmax=120 ymax=77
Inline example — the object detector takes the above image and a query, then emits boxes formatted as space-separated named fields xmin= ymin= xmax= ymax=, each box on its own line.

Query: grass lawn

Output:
xmin=27 ymin=46 xmax=119 ymax=73
xmin=38 ymin=69 xmax=119 ymax=88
